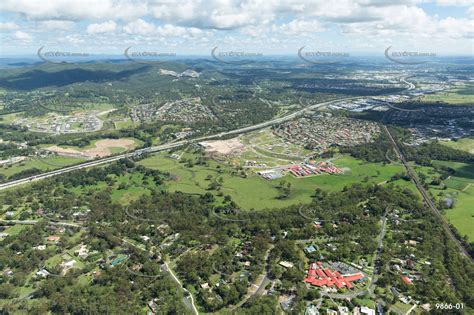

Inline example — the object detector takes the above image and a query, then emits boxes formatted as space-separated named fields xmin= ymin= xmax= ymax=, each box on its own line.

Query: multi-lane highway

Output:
xmin=0 ymin=77 xmax=415 ymax=192
xmin=0 ymin=96 xmax=360 ymax=191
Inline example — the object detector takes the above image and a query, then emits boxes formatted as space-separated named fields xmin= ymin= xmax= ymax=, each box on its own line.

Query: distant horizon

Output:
xmin=1 ymin=1 xmax=473 ymax=56
xmin=1 ymin=52 xmax=473 ymax=59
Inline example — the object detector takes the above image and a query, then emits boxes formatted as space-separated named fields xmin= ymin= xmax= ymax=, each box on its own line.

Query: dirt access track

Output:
xmin=46 ymin=138 xmax=137 ymax=158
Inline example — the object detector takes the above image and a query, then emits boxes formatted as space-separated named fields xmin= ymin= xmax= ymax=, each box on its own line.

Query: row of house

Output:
xmin=273 ymin=113 xmax=380 ymax=153
xmin=288 ymin=161 xmax=343 ymax=178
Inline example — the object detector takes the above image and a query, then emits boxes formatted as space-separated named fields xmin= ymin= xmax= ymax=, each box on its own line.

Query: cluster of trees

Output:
xmin=341 ymin=126 xmax=474 ymax=168
xmin=339 ymin=131 xmax=393 ymax=162
xmin=377 ymin=203 xmax=474 ymax=309
xmin=0 ymin=142 xmax=34 ymax=159
xmin=275 ymin=181 xmax=292 ymax=199
xmin=1 ymin=157 xmax=474 ymax=312
xmin=401 ymin=141 xmax=474 ymax=166
xmin=4 ymin=167 xmax=43 ymax=182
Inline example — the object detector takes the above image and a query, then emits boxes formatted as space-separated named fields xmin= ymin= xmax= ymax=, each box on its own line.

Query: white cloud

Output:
xmin=276 ymin=19 xmax=326 ymax=35
xmin=14 ymin=30 xmax=32 ymax=40
xmin=0 ymin=0 xmax=147 ymax=21
xmin=339 ymin=4 xmax=473 ymax=41
xmin=123 ymin=19 xmax=206 ymax=38
xmin=0 ymin=0 xmax=472 ymax=54
xmin=436 ymin=0 xmax=474 ymax=6
xmin=39 ymin=20 xmax=75 ymax=31
xmin=0 ymin=22 xmax=19 ymax=30
xmin=468 ymin=5 xmax=474 ymax=16
xmin=86 ymin=21 xmax=116 ymax=34
xmin=438 ymin=17 xmax=474 ymax=38
xmin=156 ymin=24 xmax=204 ymax=37
xmin=123 ymin=19 xmax=156 ymax=35
xmin=149 ymin=0 xmax=277 ymax=30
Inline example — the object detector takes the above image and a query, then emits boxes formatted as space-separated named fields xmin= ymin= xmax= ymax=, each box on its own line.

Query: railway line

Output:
xmin=383 ymin=125 xmax=473 ymax=263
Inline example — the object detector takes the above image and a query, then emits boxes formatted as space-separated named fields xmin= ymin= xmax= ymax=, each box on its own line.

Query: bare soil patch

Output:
xmin=46 ymin=138 xmax=136 ymax=158
xmin=199 ymin=138 xmax=245 ymax=156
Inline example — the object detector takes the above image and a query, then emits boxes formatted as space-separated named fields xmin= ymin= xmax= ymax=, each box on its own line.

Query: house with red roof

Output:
xmin=401 ymin=275 xmax=413 ymax=285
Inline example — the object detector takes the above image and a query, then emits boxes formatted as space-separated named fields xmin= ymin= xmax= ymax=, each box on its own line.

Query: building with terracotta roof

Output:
xmin=304 ymin=262 xmax=365 ymax=289
xmin=401 ymin=275 xmax=413 ymax=285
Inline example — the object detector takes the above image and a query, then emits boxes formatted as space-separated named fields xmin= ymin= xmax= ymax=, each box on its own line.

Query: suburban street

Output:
xmin=2 ymin=2 xmax=471 ymax=313
xmin=0 ymin=219 xmax=83 ymax=228
xmin=368 ymin=208 xmax=388 ymax=296
xmin=232 ymin=244 xmax=274 ymax=310
xmin=0 ymin=77 xmax=416 ymax=192
xmin=0 ymin=95 xmax=361 ymax=191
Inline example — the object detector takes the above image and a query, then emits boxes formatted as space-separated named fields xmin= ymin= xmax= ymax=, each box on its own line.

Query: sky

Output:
xmin=0 ymin=0 xmax=473 ymax=58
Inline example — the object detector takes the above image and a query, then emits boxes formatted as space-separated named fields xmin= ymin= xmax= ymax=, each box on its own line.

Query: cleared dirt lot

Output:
xmin=199 ymin=138 xmax=245 ymax=155
xmin=46 ymin=138 xmax=137 ymax=158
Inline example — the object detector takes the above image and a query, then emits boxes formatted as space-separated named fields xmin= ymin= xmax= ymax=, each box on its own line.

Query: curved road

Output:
xmin=0 ymin=95 xmax=361 ymax=191
xmin=0 ymin=76 xmax=416 ymax=192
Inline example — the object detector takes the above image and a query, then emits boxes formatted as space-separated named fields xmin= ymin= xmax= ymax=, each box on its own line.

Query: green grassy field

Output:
xmin=430 ymin=161 xmax=474 ymax=240
xmin=440 ymin=138 xmax=474 ymax=155
xmin=415 ymin=160 xmax=474 ymax=240
xmin=236 ymin=129 xmax=311 ymax=167
xmin=420 ymin=84 xmax=474 ymax=105
xmin=68 ymin=172 xmax=155 ymax=205
xmin=0 ymin=156 xmax=85 ymax=178
xmin=2 ymin=224 xmax=28 ymax=236
xmin=114 ymin=119 xmax=140 ymax=130
xmin=139 ymin=152 xmax=405 ymax=210
xmin=0 ymin=112 xmax=20 ymax=124
xmin=445 ymin=185 xmax=474 ymax=240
